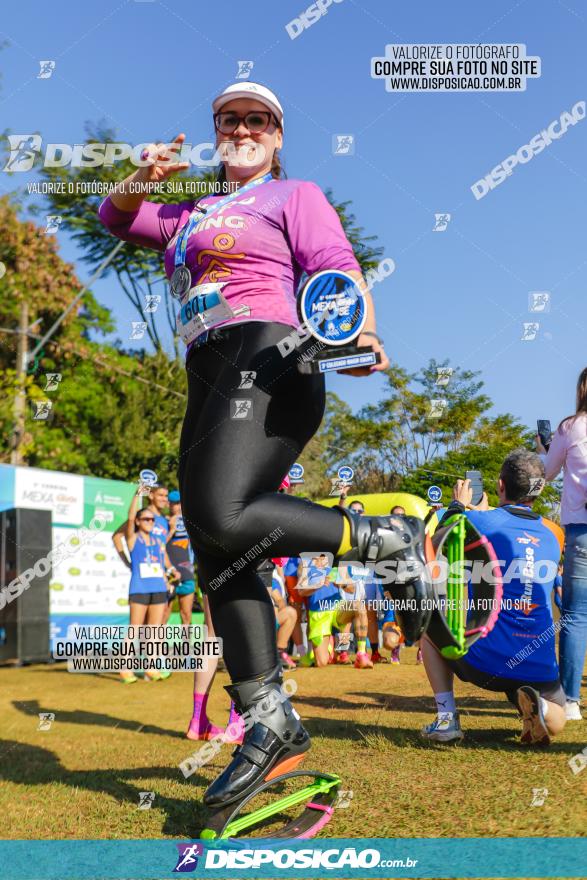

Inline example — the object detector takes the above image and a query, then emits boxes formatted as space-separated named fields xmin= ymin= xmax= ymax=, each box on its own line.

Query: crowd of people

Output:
xmin=113 ymin=426 xmax=586 ymax=752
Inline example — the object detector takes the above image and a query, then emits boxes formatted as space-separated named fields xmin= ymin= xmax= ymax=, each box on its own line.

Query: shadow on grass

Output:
xmin=366 ymin=691 xmax=516 ymax=716
xmin=302 ymin=714 xmax=587 ymax=755
xmin=12 ymin=700 xmax=184 ymax=739
xmin=294 ymin=691 xmax=514 ymax=717
xmin=0 ymin=739 xmax=207 ymax=837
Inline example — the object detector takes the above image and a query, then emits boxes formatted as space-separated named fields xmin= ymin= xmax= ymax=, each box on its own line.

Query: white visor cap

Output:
xmin=212 ymin=82 xmax=284 ymax=131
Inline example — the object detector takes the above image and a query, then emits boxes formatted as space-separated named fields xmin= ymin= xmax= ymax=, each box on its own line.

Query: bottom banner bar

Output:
xmin=1 ymin=838 xmax=586 ymax=879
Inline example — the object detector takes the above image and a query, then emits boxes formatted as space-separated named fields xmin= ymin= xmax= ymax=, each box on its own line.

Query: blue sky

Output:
xmin=1 ymin=0 xmax=586 ymax=433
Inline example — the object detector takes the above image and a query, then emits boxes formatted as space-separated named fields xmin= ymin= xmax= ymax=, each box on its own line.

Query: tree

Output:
xmin=0 ymin=195 xmax=186 ymax=480
xmin=307 ymin=360 xmax=493 ymax=493
xmin=23 ymin=123 xmax=192 ymax=354
xmin=400 ymin=414 xmax=534 ymax=508
xmin=301 ymin=358 xmax=561 ymax=517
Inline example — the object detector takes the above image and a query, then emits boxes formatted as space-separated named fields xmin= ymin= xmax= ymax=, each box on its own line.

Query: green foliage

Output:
xmin=24 ymin=343 xmax=186 ymax=484
xmin=399 ymin=414 xmax=532 ymax=507
xmin=301 ymin=359 xmax=560 ymax=518
xmin=308 ymin=359 xmax=494 ymax=492
xmin=0 ymin=195 xmax=185 ymax=478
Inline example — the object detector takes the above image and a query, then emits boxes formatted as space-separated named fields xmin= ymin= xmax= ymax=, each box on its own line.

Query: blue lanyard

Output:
xmin=174 ymin=172 xmax=273 ymax=268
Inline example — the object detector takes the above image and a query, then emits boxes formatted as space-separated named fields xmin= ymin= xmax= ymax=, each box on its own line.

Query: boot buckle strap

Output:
xmin=238 ymin=741 xmax=270 ymax=767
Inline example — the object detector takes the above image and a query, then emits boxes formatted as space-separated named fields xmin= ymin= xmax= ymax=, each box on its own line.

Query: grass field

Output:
xmin=1 ymin=647 xmax=586 ymax=845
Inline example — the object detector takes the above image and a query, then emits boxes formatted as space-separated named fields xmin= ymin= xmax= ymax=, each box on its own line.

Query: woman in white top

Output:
xmin=536 ymin=367 xmax=587 ymax=720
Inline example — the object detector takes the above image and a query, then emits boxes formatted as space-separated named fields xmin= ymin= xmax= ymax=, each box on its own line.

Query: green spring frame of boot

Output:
xmin=442 ymin=514 xmax=467 ymax=659
xmin=200 ymin=771 xmax=341 ymax=842
xmin=425 ymin=512 xmax=503 ymax=661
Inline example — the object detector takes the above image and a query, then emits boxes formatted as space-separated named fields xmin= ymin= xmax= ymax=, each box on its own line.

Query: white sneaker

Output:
xmin=565 ymin=700 xmax=583 ymax=721
xmin=420 ymin=712 xmax=464 ymax=742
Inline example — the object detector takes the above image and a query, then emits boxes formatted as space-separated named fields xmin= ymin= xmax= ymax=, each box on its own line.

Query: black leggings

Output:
xmin=178 ymin=322 xmax=345 ymax=681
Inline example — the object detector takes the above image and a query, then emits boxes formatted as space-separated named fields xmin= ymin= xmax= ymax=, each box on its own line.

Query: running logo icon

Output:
xmin=130 ymin=322 xmax=147 ymax=340
xmin=334 ymin=789 xmax=354 ymax=809
xmin=37 ymin=60 xmax=56 ymax=79
xmin=137 ymin=791 xmax=155 ymax=810
xmin=231 ymin=399 xmax=253 ymax=419
xmin=32 ymin=400 xmax=53 ymax=421
xmin=428 ymin=398 xmax=448 ymax=419
xmin=144 ymin=294 xmax=161 ymax=313
xmin=435 ymin=367 xmax=453 ymax=386
xmin=569 ymin=747 xmax=587 ymax=775
xmin=3 ymin=135 xmax=42 ymax=172
xmin=173 ymin=843 xmax=203 ymax=873
xmin=433 ymin=213 xmax=451 ymax=232
xmin=530 ymin=787 xmax=548 ymax=806
xmin=43 ymin=215 xmax=62 ymax=234
xmin=236 ymin=61 xmax=254 ymax=79
xmin=528 ymin=291 xmax=551 ymax=313
xmin=238 ymin=371 xmax=256 ymax=389
xmin=37 ymin=712 xmax=55 ymax=731
xmin=44 ymin=373 xmax=62 ymax=392
xmin=527 ymin=477 xmax=546 ymax=497
xmin=333 ymin=135 xmax=355 ymax=155
xmin=521 ymin=322 xmax=539 ymax=341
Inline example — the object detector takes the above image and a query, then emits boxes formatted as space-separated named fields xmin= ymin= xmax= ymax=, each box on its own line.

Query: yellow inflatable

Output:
xmin=315 ymin=491 xmax=439 ymax=535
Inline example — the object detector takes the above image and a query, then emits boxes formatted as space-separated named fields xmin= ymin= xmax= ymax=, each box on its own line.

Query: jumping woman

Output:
xmin=99 ymin=81 xmax=431 ymax=809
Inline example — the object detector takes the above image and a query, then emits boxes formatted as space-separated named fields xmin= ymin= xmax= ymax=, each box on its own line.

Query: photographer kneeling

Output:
xmin=421 ymin=450 xmax=566 ymax=746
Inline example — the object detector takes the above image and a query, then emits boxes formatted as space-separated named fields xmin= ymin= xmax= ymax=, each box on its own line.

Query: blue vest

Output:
xmin=465 ymin=507 xmax=561 ymax=682
xmin=129 ymin=534 xmax=167 ymax=595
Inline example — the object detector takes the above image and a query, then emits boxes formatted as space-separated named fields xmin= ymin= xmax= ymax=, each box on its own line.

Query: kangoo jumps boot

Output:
xmin=339 ymin=510 xmax=435 ymax=644
xmin=203 ymin=664 xmax=310 ymax=809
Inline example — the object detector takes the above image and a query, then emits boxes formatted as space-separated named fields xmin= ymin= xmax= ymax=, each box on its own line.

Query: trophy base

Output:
xmin=297 ymin=346 xmax=381 ymax=375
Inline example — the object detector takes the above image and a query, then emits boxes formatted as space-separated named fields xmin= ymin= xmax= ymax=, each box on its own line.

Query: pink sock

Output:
xmin=193 ymin=692 xmax=208 ymax=719
xmin=187 ymin=692 xmax=223 ymax=740
xmin=224 ymin=700 xmax=245 ymax=744
xmin=228 ymin=701 xmax=240 ymax=725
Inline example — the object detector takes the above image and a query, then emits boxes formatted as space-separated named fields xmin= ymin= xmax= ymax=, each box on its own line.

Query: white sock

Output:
xmin=540 ymin=697 xmax=549 ymax=718
xmin=435 ymin=691 xmax=456 ymax=716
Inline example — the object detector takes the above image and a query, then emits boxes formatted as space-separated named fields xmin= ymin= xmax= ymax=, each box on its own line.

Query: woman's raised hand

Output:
xmin=136 ymin=133 xmax=190 ymax=183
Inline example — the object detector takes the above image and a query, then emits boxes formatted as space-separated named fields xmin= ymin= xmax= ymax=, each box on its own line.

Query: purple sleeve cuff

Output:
xmin=98 ymin=195 xmax=140 ymax=227
xmin=97 ymin=195 xmax=190 ymax=251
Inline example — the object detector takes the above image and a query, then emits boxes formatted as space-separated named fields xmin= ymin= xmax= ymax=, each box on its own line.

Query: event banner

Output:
xmin=0 ymin=464 xmax=136 ymax=640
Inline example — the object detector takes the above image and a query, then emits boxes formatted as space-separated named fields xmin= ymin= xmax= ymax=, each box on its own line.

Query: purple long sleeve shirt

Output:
xmin=98 ymin=178 xmax=360 ymax=352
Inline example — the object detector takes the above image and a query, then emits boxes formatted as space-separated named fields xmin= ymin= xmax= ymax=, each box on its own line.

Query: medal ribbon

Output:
xmin=173 ymin=172 xmax=273 ymax=269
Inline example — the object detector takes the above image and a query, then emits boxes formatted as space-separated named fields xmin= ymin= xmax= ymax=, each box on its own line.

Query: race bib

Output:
xmin=139 ymin=562 xmax=163 ymax=579
xmin=176 ymin=283 xmax=232 ymax=345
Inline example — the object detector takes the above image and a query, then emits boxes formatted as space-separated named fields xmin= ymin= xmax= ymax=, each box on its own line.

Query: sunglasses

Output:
xmin=139 ymin=517 xmax=155 ymax=523
xmin=214 ymin=110 xmax=278 ymax=135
